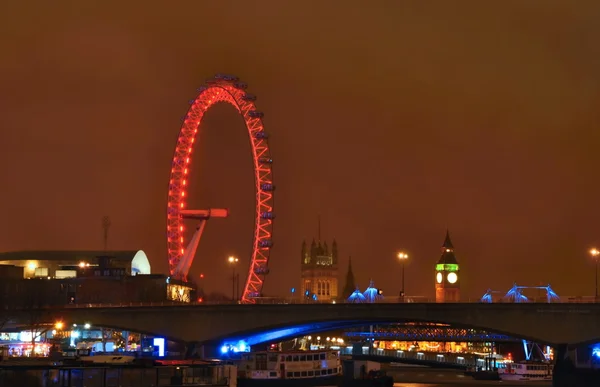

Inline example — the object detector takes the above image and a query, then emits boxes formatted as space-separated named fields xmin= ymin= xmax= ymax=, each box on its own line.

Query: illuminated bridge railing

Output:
xmin=54 ymin=296 xmax=599 ymax=309
xmin=344 ymin=329 xmax=520 ymax=342
xmin=58 ymin=299 xmax=466 ymax=308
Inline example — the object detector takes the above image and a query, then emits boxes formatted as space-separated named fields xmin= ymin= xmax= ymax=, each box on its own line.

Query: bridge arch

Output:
xmin=211 ymin=317 xmax=545 ymax=347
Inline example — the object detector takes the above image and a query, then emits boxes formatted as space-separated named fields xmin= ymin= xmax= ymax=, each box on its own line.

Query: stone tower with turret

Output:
xmin=435 ymin=230 xmax=461 ymax=302
xmin=300 ymin=218 xmax=339 ymax=302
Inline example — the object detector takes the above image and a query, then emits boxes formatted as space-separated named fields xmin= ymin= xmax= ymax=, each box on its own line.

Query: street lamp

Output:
xmin=397 ymin=252 xmax=409 ymax=302
xmin=228 ymin=256 xmax=239 ymax=303
xmin=590 ymin=248 xmax=600 ymax=301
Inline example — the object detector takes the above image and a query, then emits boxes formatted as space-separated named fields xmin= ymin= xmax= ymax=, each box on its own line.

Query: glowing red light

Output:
xmin=200 ymin=273 xmax=204 ymax=278
xmin=166 ymin=78 xmax=274 ymax=304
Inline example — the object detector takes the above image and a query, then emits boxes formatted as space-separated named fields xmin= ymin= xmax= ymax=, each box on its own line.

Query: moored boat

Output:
xmin=498 ymin=361 xmax=553 ymax=381
xmin=237 ymin=349 xmax=343 ymax=386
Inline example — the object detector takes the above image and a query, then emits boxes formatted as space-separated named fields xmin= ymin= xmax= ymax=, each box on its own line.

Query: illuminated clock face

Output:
xmin=447 ymin=272 xmax=458 ymax=284
xmin=436 ymin=272 xmax=442 ymax=283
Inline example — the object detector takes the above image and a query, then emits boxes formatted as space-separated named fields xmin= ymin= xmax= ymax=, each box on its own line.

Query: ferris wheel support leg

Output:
xmin=174 ymin=220 xmax=207 ymax=280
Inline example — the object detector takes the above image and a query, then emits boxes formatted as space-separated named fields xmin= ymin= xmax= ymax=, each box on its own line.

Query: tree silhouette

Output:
xmin=0 ymin=279 xmax=14 ymax=332
xmin=20 ymin=280 xmax=52 ymax=356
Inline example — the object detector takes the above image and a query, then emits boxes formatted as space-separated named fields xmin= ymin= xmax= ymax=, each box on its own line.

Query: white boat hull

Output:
xmin=500 ymin=374 xmax=552 ymax=381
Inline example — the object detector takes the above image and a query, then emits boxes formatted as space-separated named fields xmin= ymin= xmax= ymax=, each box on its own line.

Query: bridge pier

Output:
xmin=185 ymin=343 xmax=220 ymax=359
xmin=553 ymin=344 xmax=600 ymax=387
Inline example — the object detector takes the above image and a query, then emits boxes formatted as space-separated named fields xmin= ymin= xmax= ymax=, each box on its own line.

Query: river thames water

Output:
xmin=0 ymin=366 xmax=552 ymax=387
xmin=391 ymin=384 xmax=549 ymax=387
xmin=391 ymin=384 xmax=550 ymax=386
xmin=384 ymin=368 xmax=551 ymax=387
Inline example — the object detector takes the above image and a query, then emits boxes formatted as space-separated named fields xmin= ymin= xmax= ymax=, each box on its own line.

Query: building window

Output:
xmin=304 ymin=280 xmax=311 ymax=295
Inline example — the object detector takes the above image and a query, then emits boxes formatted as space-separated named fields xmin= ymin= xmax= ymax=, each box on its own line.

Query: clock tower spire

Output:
xmin=435 ymin=230 xmax=461 ymax=302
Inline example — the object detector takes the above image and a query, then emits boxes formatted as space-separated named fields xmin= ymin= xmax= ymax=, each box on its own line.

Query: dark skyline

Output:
xmin=1 ymin=1 xmax=600 ymax=299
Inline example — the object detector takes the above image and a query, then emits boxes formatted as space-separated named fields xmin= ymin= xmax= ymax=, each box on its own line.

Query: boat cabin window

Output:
xmin=268 ymin=354 xmax=278 ymax=362
xmin=307 ymin=354 xmax=313 ymax=361
xmin=526 ymin=365 xmax=546 ymax=371
xmin=320 ymin=353 xmax=326 ymax=360
xmin=308 ymin=371 xmax=314 ymax=376
xmin=293 ymin=372 xmax=300 ymax=377
xmin=269 ymin=372 xmax=277 ymax=377
xmin=287 ymin=372 xmax=293 ymax=378
xmin=286 ymin=355 xmax=292 ymax=362
xmin=301 ymin=371 xmax=307 ymax=377
xmin=256 ymin=354 xmax=268 ymax=370
xmin=293 ymin=355 xmax=299 ymax=362
xmin=300 ymin=355 xmax=306 ymax=361
xmin=321 ymin=370 xmax=327 ymax=375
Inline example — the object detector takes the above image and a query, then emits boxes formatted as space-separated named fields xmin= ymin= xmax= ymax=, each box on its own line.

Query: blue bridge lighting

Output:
xmin=480 ymin=283 xmax=560 ymax=304
xmin=221 ymin=340 xmax=249 ymax=354
xmin=346 ymin=281 xmax=383 ymax=303
xmin=480 ymin=283 xmax=560 ymax=361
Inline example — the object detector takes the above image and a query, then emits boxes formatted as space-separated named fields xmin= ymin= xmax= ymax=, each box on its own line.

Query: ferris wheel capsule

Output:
xmin=248 ymin=111 xmax=264 ymax=119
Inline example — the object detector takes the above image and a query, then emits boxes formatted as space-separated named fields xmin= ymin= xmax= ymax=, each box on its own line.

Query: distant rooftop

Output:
xmin=0 ymin=250 xmax=152 ymax=276
xmin=0 ymin=250 xmax=140 ymax=262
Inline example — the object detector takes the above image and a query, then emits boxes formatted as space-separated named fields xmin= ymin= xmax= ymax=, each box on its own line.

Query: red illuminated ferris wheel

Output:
xmin=166 ymin=74 xmax=274 ymax=304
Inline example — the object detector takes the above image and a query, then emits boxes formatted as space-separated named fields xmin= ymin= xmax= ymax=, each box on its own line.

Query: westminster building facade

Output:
xmin=300 ymin=238 xmax=339 ymax=302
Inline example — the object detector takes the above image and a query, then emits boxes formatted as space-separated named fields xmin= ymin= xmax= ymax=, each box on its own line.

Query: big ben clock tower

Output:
xmin=435 ymin=230 xmax=461 ymax=302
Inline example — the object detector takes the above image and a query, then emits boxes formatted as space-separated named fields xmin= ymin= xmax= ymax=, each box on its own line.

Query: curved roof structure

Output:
xmin=131 ymin=250 xmax=152 ymax=275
